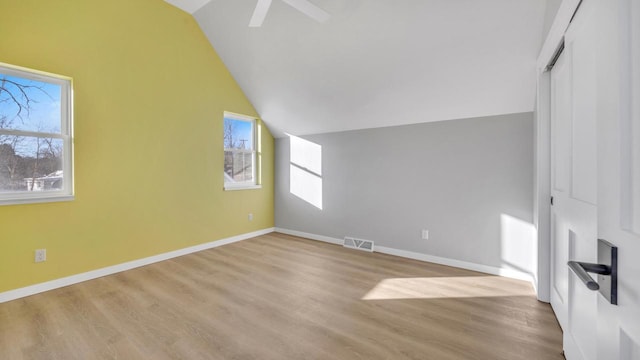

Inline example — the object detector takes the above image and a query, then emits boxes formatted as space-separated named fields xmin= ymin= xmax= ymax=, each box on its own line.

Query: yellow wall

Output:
xmin=0 ymin=0 xmax=274 ymax=293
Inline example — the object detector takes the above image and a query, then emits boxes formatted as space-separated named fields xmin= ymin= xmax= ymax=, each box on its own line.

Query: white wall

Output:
xmin=542 ymin=0 xmax=564 ymax=42
xmin=275 ymin=113 xmax=536 ymax=282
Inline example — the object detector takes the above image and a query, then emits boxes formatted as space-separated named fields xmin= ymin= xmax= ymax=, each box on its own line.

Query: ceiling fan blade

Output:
xmin=249 ymin=0 xmax=273 ymax=27
xmin=281 ymin=0 xmax=330 ymax=23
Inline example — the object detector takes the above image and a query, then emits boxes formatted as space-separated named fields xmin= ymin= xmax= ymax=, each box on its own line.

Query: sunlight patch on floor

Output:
xmin=361 ymin=276 xmax=533 ymax=300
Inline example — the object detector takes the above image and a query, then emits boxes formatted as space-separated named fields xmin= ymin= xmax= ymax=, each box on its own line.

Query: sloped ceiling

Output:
xmin=166 ymin=0 xmax=546 ymax=137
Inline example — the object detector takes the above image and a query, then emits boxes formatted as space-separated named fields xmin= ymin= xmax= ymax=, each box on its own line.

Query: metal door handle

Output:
xmin=567 ymin=261 xmax=610 ymax=290
xmin=567 ymin=239 xmax=618 ymax=305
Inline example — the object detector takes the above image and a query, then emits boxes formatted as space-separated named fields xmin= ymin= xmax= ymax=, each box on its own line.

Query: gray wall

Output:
xmin=275 ymin=113 xmax=535 ymax=276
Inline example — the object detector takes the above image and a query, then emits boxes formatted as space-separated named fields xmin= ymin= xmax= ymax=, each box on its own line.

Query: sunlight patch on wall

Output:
xmin=289 ymin=134 xmax=323 ymax=209
xmin=361 ymin=276 xmax=533 ymax=300
xmin=500 ymin=214 xmax=536 ymax=277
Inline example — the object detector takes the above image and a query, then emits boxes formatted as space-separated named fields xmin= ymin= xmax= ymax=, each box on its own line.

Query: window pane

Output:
xmin=0 ymin=74 xmax=62 ymax=134
xmin=224 ymin=151 xmax=253 ymax=183
xmin=224 ymin=117 xmax=254 ymax=150
xmin=0 ymin=135 xmax=64 ymax=192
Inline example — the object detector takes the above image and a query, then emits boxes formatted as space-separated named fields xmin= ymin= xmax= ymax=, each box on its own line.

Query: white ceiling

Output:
xmin=166 ymin=0 xmax=547 ymax=137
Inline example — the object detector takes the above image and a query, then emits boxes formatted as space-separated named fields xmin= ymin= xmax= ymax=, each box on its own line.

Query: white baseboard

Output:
xmin=2 ymin=227 xmax=537 ymax=304
xmin=0 ymin=227 xmax=275 ymax=304
xmin=374 ymin=245 xmax=535 ymax=283
xmin=275 ymin=228 xmax=343 ymax=245
xmin=274 ymin=227 xmax=536 ymax=285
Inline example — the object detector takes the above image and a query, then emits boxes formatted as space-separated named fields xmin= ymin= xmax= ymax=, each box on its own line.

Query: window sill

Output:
xmin=224 ymin=184 xmax=262 ymax=191
xmin=0 ymin=195 xmax=75 ymax=206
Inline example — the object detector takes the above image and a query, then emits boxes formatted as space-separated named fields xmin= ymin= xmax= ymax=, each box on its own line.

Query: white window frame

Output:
xmin=223 ymin=112 xmax=260 ymax=191
xmin=0 ymin=63 xmax=74 ymax=205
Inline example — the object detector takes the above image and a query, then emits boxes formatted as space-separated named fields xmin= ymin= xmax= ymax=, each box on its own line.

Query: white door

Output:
xmin=548 ymin=0 xmax=640 ymax=358
xmin=595 ymin=0 xmax=640 ymax=358
xmin=549 ymin=1 xmax=599 ymax=359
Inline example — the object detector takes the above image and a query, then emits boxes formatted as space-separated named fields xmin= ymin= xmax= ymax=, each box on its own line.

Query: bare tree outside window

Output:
xmin=0 ymin=65 xmax=70 ymax=201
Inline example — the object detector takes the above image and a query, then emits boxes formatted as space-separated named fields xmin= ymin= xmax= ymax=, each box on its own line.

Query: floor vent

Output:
xmin=343 ymin=237 xmax=374 ymax=252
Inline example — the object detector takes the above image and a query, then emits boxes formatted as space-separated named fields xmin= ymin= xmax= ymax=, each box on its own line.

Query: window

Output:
xmin=223 ymin=112 xmax=259 ymax=190
xmin=0 ymin=63 xmax=73 ymax=205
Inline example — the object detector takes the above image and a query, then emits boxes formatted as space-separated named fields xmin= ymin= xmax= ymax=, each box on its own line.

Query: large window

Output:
xmin=223 ymin=112 xmax=259 ymax=190
xmin=0 ymin=63 xmax=73 ymax=205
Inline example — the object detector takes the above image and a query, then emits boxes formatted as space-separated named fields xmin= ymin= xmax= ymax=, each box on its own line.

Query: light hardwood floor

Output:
xmin=0 ymin=233 xmax=564 ymax=360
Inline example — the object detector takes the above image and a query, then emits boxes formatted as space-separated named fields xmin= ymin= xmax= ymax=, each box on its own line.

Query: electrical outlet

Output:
xmin=248 ymin=213 xmax=253 ymax=221
xmin=35 ymin=249 xmax=46 ymax=263
xmin=421 ymin=229 xmax=429 ymax=240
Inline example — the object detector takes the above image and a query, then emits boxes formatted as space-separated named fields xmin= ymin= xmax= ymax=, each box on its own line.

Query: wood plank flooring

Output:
xmin=0 ymin=233 xmax=564 ymax=359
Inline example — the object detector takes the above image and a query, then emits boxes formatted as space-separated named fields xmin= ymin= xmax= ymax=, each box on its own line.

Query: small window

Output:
xmin=0 ymin=63 xmax=73 ymax=205
xmin=223 ymin=112 xmax=259 ymax=190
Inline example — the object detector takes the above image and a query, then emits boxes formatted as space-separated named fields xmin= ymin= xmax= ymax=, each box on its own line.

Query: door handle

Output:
xmin=567 ymin=239 xmax=618 ymax=305
xmin=567 ymin=261 xmax=610 ymax=290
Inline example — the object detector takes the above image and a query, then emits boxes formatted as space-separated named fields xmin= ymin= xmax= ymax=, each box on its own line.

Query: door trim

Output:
xmin=534 ymin=0 xmax=584 ymax=303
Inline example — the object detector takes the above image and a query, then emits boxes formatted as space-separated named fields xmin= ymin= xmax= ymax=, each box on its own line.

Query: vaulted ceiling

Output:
xmin=166 ymin=0 xmax=547 ymax=137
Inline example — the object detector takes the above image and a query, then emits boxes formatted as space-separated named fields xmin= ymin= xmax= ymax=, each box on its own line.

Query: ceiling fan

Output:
xmin=249 ymin=0 xmax=330 ymax=27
